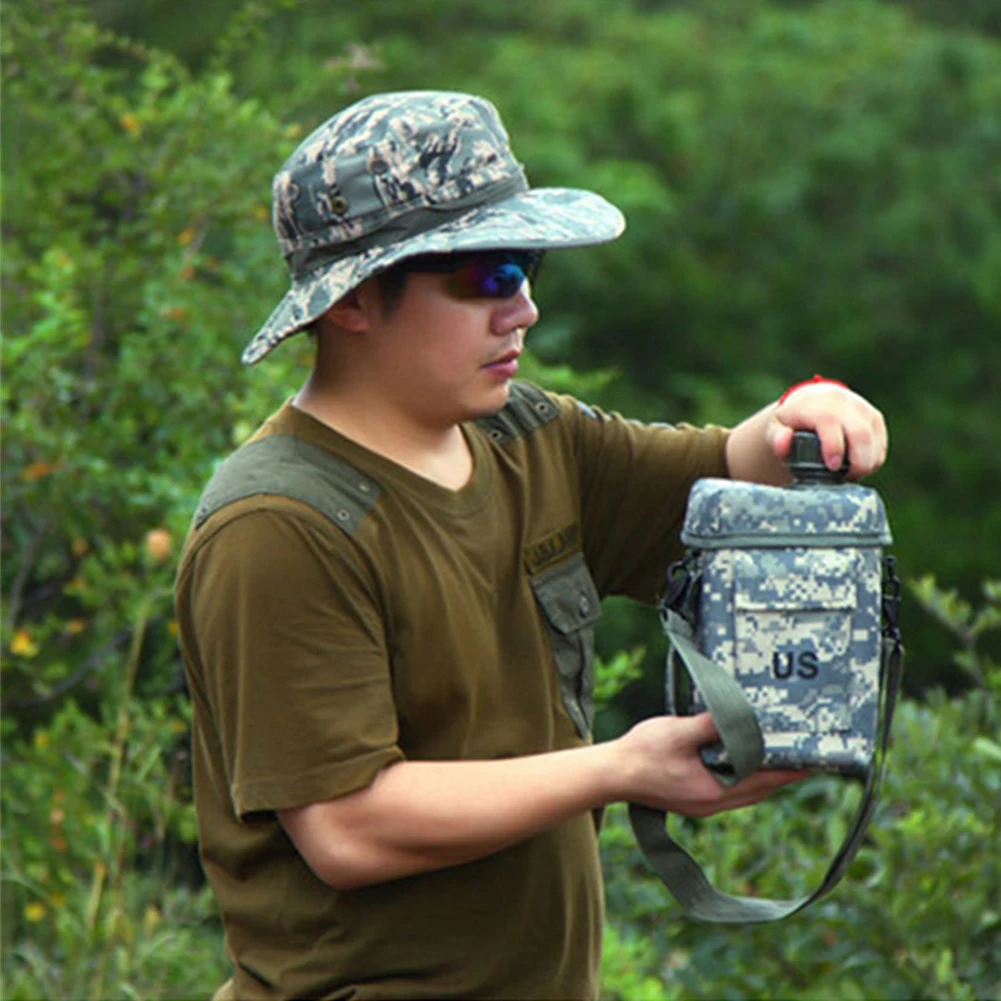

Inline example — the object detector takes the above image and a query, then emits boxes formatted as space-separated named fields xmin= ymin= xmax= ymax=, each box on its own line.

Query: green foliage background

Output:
xmin=2 ymin=1 xmax=999 ymax=998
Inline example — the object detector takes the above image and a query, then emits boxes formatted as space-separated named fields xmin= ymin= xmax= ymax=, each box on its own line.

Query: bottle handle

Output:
xmin=787 ymin=430 xmax=850 ymax=484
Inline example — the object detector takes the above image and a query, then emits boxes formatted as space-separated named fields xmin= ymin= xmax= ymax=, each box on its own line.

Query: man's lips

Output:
xmin=484 ymin=349 xmax=521 ymax=368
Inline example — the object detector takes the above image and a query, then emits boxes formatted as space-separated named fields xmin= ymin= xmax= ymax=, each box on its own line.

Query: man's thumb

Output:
xmin=677 ymin=711 xmax=719 ymax=746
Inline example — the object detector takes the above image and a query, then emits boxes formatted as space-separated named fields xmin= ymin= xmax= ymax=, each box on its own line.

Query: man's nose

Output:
xmin=491 ymin=283 xmax=539 ymax=336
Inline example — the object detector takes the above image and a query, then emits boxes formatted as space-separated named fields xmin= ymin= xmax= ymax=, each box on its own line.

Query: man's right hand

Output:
xmin=612 ymin=712 xmax=809 ymax=818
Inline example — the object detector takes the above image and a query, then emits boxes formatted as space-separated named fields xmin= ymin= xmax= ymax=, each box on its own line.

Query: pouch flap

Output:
xmin=733 ymin=550 xmax=858 ymax=610
xmin=681 ymin=477 xmax=892 ymax=548
xmin=530 ymin=552 xmax=601 ymax=634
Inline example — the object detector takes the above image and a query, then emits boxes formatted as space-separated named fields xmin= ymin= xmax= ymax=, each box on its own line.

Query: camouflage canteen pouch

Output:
xmin=629 ymin=432 xmax=904 ymax=922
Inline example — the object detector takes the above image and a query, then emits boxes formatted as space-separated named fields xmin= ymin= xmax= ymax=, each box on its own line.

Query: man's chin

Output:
xmin=467 ymin=381 xmax=512 ymax=420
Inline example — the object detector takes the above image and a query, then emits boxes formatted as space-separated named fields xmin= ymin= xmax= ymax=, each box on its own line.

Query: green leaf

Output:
xmin=972 ymin=736 xmax=1001 ymax=764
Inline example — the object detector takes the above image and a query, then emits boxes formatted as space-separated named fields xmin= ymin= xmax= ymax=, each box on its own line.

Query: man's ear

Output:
xmin=321 ymin=287 xmax=370 ymax=333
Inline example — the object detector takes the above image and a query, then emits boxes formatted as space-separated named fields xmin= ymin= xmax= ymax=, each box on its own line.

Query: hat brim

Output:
xmin=241 ymin=187 xmax=625 ymax=365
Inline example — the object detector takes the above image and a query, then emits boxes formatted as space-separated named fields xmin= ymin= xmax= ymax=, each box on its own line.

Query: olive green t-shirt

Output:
xmin=175 ymin=383 xmax=729 ymax=1001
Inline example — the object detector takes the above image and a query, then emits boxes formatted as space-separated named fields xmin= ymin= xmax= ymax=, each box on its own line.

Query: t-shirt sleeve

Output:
xmin=554 ymin=394 xmax=730 ymax=603
xmin=179 ymin=498 xmax=404 ymax=817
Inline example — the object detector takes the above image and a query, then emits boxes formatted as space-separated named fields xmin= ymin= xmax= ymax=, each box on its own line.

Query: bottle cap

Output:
xmin=787 ymin=431 xmax=850 ymax=484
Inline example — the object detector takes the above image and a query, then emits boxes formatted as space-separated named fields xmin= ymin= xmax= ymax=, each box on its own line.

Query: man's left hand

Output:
xmin=768 ymin=381 xmax=888 ymax=480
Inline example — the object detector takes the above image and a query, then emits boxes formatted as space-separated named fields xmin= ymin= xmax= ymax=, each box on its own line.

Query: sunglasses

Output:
xmin=400 ymin=250 xmax=543 ymax=300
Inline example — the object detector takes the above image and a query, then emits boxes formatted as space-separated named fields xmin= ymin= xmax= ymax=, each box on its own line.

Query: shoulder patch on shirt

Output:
xmin=194 ymin=434 xmax=380 ymax=536
xmin=524 ymin=522 xmax=582 ymax=575
xmin=475 ymin=381 xmax=560 ymax=444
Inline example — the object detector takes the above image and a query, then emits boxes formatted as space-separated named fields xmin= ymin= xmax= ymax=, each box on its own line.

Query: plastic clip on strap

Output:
xmin=627 ymin=569 xmax=904 ymax=923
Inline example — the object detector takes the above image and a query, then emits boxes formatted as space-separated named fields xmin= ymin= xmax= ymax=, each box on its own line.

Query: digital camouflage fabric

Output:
xmin=242 ymin=90 xmax=625 ymax=364
xmin=677 ymin=476 xmax=893 ymax=773
xmin=628 ymin=465 xmax=901 ymax=923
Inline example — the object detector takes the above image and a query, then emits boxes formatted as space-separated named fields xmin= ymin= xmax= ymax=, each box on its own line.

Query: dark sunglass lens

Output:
xmin=401 ymin=253 xmax=468 ymax=274
xmin=407 ymin=250 xmax=543 ymax=298
xmin=504 ymin=251 xmax=543 ymax=286
xmin=481 ymin=262 xmax=526 ymax=297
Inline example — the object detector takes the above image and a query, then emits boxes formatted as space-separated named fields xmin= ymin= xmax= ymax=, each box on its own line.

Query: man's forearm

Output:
xmin=279 ymin=714 xmax=805 ymax=890
xmin=279 ymin=743 xmax=621 ymax=889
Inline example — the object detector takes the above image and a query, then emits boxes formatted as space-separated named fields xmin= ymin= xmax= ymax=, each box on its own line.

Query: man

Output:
xmin=175 ymin=90 xmax=887 ymax=1001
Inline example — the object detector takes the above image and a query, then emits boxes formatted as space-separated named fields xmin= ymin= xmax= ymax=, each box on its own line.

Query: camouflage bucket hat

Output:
xmin=242 ymin=90 xmax=626 ymax=364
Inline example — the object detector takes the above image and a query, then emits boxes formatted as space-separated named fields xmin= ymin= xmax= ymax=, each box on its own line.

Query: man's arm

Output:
xmin=725 ymin=381 xmax=887 ymax=484
xmin=279 ymin=713 xmax=805 ymax=890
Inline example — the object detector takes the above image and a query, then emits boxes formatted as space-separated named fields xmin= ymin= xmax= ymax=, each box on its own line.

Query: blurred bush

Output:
xmin=3 ymin=2 xmax=999 ymax=999
xmin=0 ymin=2 xmax=356 ymax=994
xmin=2 ymin=0 xmax=298 ymax=718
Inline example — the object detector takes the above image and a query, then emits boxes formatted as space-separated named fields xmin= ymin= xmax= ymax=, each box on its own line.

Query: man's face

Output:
xmin=360 ymin=258 xmax=541 ymax=428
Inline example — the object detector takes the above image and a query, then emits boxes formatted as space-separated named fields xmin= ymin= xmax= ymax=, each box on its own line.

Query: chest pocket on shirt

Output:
xmin=530 ymin=552 xmax=602 ymax=739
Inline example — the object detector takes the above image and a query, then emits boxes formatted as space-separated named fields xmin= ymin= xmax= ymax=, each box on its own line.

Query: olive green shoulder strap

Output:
xmin=194 ymin=434 xmax=380 ymax=536
xmin=197 ymin=384 xmax=557 ymax=531
xmin=475 ymin=381 xmax=560 ymax=444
